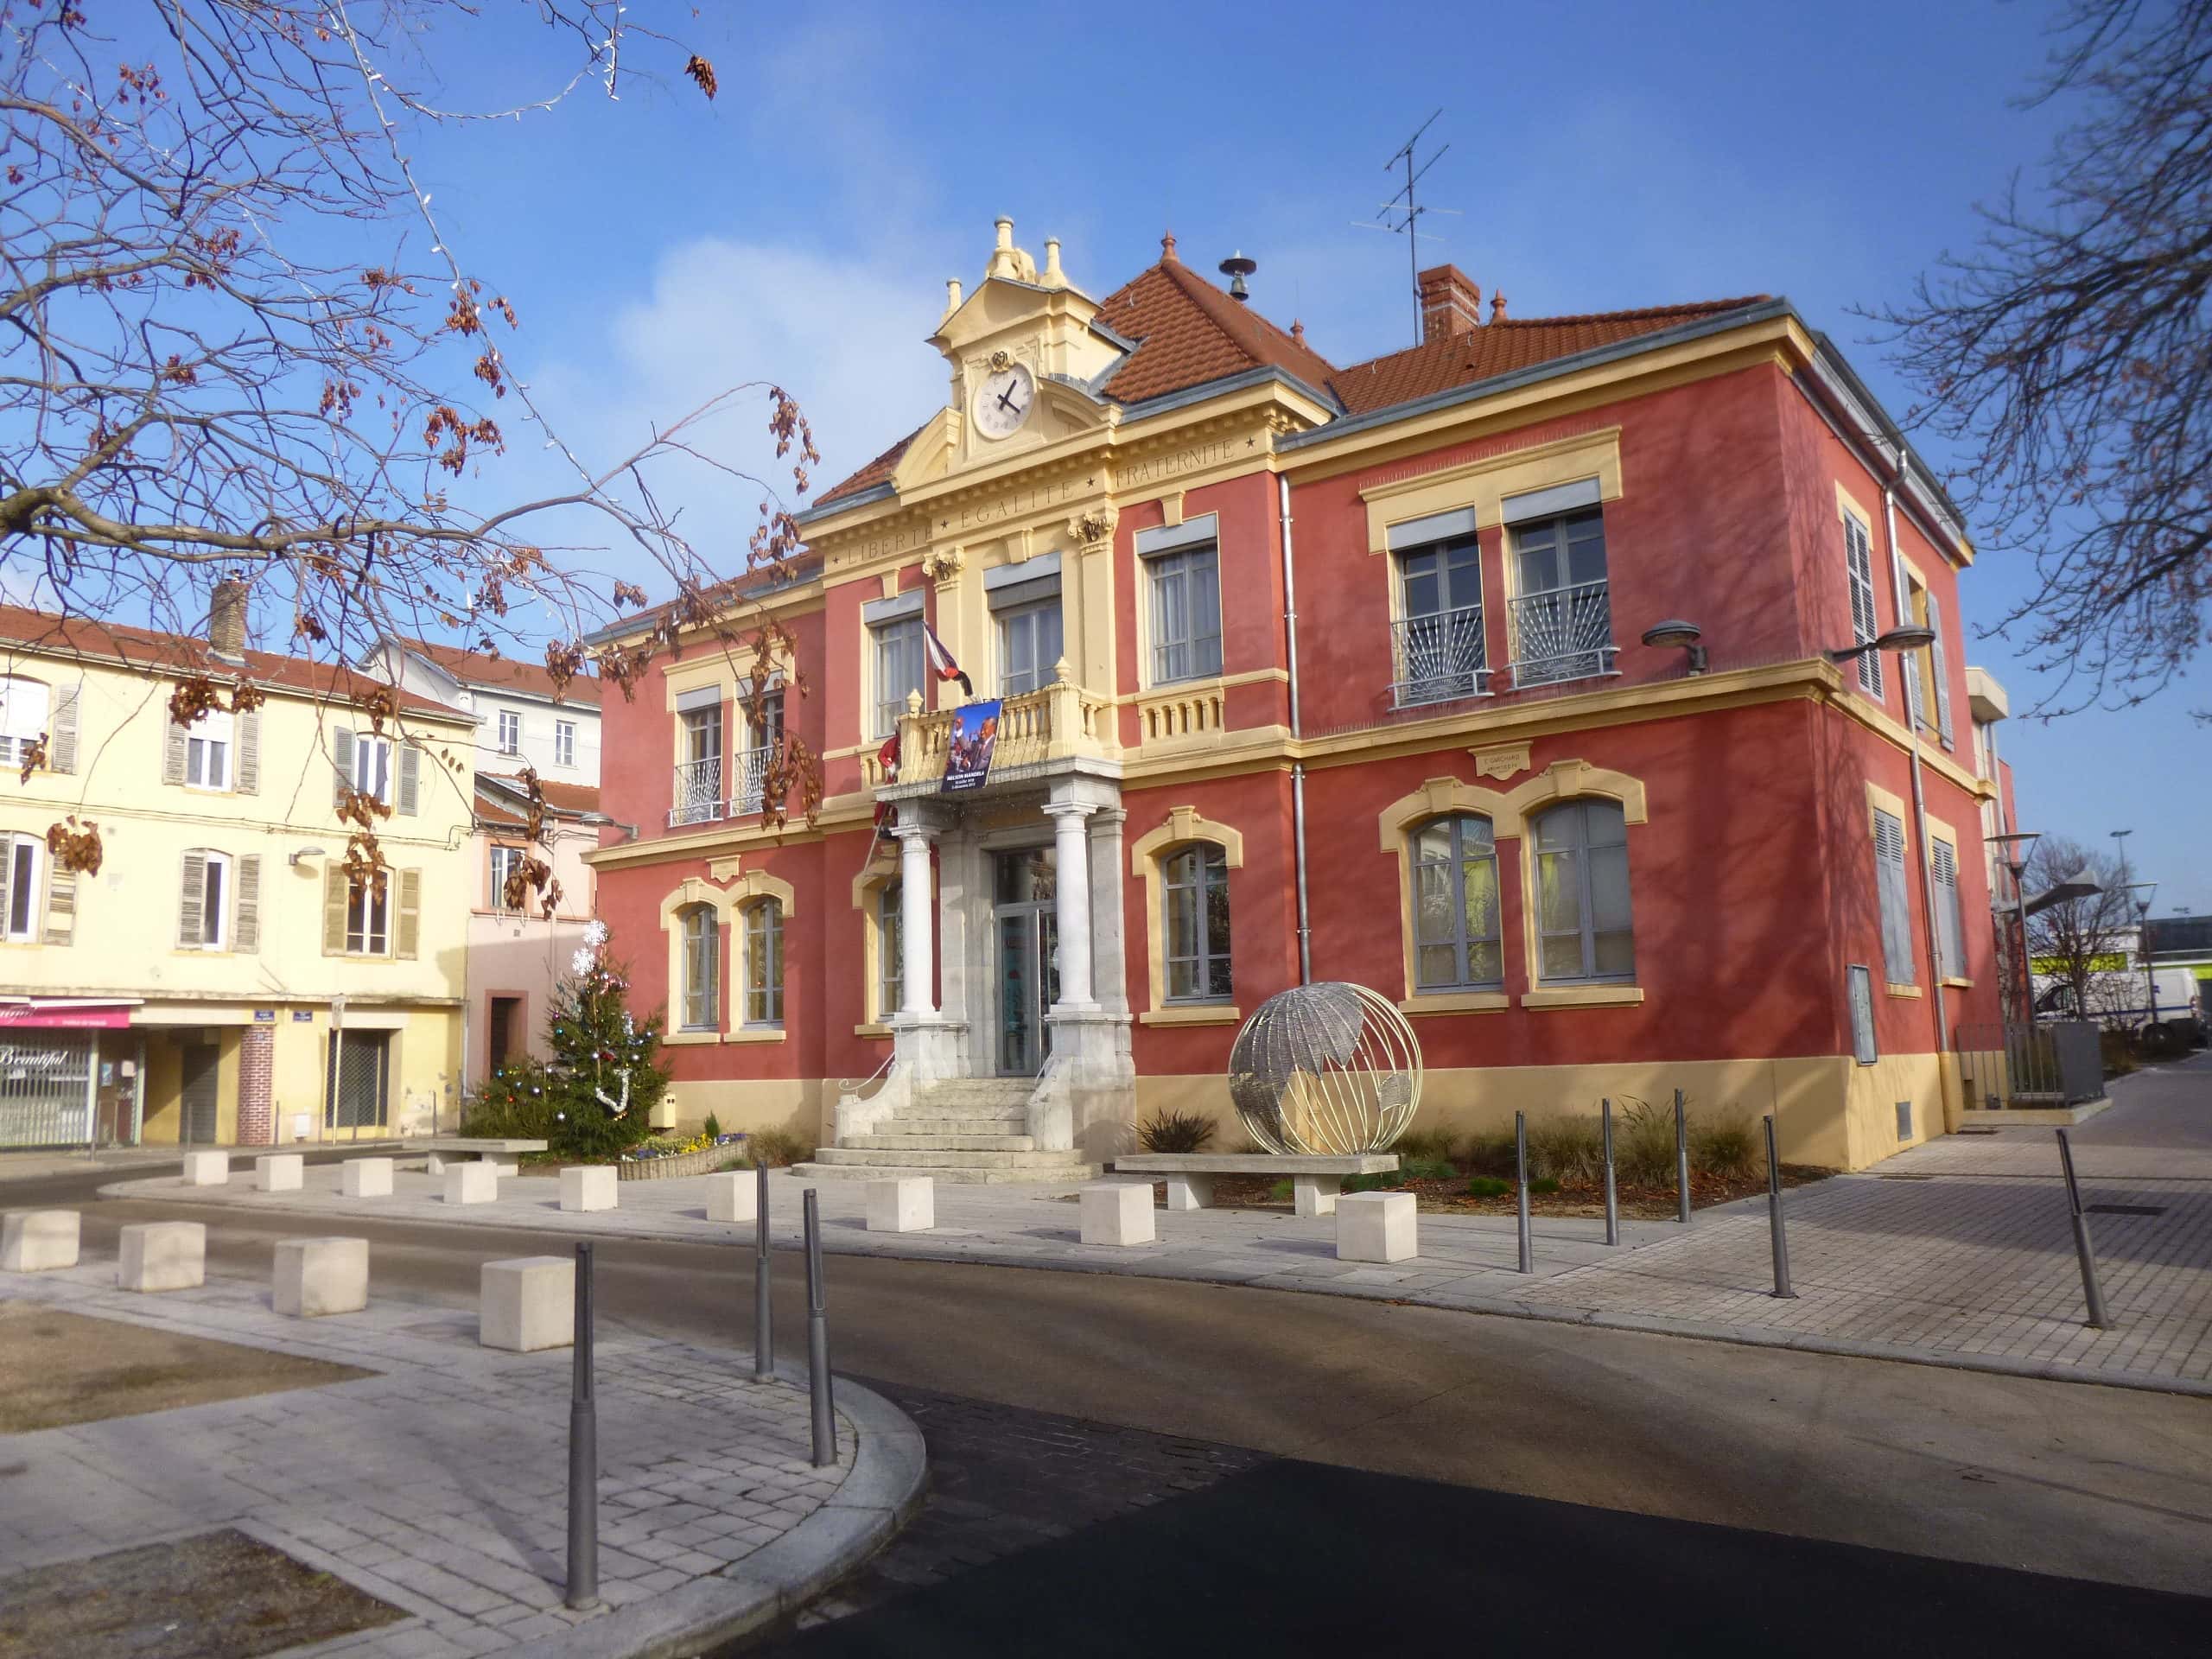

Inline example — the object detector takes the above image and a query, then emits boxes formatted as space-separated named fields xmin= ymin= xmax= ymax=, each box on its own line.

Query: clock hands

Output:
xmin=995 ymin=380 xmax=1021 ymax=416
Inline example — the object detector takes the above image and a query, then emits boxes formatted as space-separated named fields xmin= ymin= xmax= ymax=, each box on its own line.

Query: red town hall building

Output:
xmin=588 ymin=219 xmax=2018 ymax=1176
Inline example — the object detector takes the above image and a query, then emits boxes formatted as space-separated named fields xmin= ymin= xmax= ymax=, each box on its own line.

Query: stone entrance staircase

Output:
xmin=791 ymin=1077 xmax=1101 ymax=1185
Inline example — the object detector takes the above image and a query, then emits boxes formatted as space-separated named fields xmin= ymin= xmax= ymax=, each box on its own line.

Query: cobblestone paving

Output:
xmin=108 ymin=1058 xmax=2212 ymax=1395
xmin=0 ymin=1267 xmax=858 ymax=1658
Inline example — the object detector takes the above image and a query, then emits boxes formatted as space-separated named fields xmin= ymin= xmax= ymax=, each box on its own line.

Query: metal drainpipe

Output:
xmin=1280 ymin=473 xmax=1312 ymax=984
xmin=1882 ymin=460 xmax=1948 ymax=1073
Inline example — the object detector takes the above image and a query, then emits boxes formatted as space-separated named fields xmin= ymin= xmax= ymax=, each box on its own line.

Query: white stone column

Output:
xmin=894 ymin=821 xmax=935 ymax=1018
xmin=1045 ymin=801 xmax=1097 ymax=1010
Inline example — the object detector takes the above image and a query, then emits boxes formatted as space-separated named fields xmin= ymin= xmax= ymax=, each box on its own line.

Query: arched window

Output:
xmin=743 ymin=899 xmax=785 ymax=1027
xmin=878 ymin=880 xmax=903 ymax=1019
xmin=1163 ymin=843 xmax=1231 ymax=1002
xmin=1412 ymin=815 xmax=1502 ymax=990
xmin=679 ymin=906 xmax=720 ymax=1030
xmin=1532 ymin=799 xmax=1634 ymax=982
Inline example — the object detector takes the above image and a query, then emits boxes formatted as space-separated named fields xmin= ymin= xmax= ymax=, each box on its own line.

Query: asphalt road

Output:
xmin=10 ymin=1160 xmax=2212 ymax=1643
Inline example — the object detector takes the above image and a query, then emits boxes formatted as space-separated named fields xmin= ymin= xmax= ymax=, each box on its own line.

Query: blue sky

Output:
xmin=98 ymin=1 xmax=2212 ymax=910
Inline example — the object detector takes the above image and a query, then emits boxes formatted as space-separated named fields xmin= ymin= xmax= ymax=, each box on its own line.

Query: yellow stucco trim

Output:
xmin=1498 ymin=759 xmax=1648 ymax=829
xmin=1834 ymin=480 xmax=1873 ymax=531
xmin=1522 ymin=985 xmax=1646 ymax=1010
xmin=659 ymin=875 xmax=738 ymax=1038
xmin=1887 ymin=984 xmax=1924 ymax=998
xmin=1360 ymin=427 xmax=1623 ymax=556
xmin=729 ymin=869 xmax=797 ymax=916
xmin=853 ymin=1022 xmax=893 ymax=1039
xmin=849 ymin=845 xmax=901 ymax=1028
xmin=724 ymin=1027 xmax=785 ymax=1045
xmin=1129 ymin=804 xmax=1245 ymax=1020
xmin=1864 ymin=779 xmax=1909 ymax=831
xmin=1400 ymin=991 xmax=1510 ymax=1017
xmin=663 ymin=1029 xmax=719 ymax=1046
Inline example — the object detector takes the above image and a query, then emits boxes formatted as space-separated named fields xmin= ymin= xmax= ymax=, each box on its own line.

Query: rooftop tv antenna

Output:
xmin=1354 ymin=110 xmax=1462 ymax=345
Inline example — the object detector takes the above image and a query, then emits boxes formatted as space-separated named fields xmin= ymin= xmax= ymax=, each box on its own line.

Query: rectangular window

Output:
xmin=1533 ymin=799 xmax=1635 ymax=982
xmin=488 ymin=995 xmax=522 ymax=1072
xmin=497 ymin=709 xmax=521 ymax=755
xmin=186 ymin=709 xmax=233 ymax=790
xmin=1510 ymin=510 xmax=1613 ymax=685
xmin=1412 ymin=816 xmax=1503 ymax=989
xmin=1393 ymin=534 xmax=1486 ymax=706
xmin=744 ymin=901 xmax=785 ymax=1026
xmin=673 ymin=702 xmax=724 ymax=825
xmin=1147 ymin=543 xmax=1224 ymax=685
xmin=1163 ymin=844 xmax=1231 ymax=1001
xmin=1844 ymin=514 xmax=1885 ymax=696
xmin=0 ymin=677 xmax=49 ymax=770
xmin=489 ymin=845 xmax=523 ymax=912
xmin=3 ymin=835 xmax=41 ymax=942
xmin=1932 ymin=837 xmax=1967 ymax=981
xmin=998 ymin=599 xmax=1065 ymax=697
xmin=198 ymin=852 xmax=228 ymax=949
xmin=353 ymin=734 xmax=392 ymax=805
xmin=681 ymin=906 xmax=719 ymax=1029
xmin=873 ymin=616 xmax=925 ymax=738
xmin=1848 ymin=965 xmax=1878 ymax=1065
xmin=1872 ymin=808 xmax=1915 ymax=986
xmin=346 ymin=877 xmax=390 ymax=956
xmin=879 ymin=880 xmax=904 ymax=1019
xmin=554 ymin=720 xmax=576 ymax=767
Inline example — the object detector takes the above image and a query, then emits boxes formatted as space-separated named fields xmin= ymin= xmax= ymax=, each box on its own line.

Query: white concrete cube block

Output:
xmin=274 ymin=1236 xmax=368 ymax=1317
xmin=1336 ymin=1191 xmax=1417 ymax=1263
xmin=256 ymin=1153 xmax=303 ymax=1192
xmin=425 ymin=1151 xmax=450 ymax=1175
xmin=561 ymin=1166 xmax=618 ymax=1213
xmin=181 ymin=1151 xmax=229 ymax=1186
xmin=868 ymin=1176 xmax=933 ymax=1233
xmin=489 ymin=1160 xmax=519 ymax=1179
xmin=480 ymin=1255 xmax=574 ymax=1351
xmin=705 ymin=1170 xmax=759 ymax=1224
xmin=118 ymin=1222 xmax=206 ymax=1292
xmin=341 ymin=1157 xmax=393 ymax=1198
xmin=1079 ymin=1183 xmax=1154 ymax=1247
xmin=1294 ymin=1174 xmax=1344 ymax=1218
xmin=1163 ymin=1172 xmax=1215 ymax=1211
xmin=443 ymin=1162 xmax=497 ymax=1205
xmin=2 ymin=1209 xmax=80 ymax=1273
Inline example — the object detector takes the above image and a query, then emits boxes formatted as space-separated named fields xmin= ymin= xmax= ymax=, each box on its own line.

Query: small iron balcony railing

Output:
xmin=1507 ymin=579 xmax=1618 ymax=687
xmin=731 ymin=744 xmax=772 ymax=816
xmin=668 ymin=755 xmax=724 ymax=828
xmin=1389 ymin=605 xmax=1491 ymax=708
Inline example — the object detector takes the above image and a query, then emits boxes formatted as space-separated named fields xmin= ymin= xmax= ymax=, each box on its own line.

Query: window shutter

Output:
xmin=1926 ymin=593 xmax=1955 ymax=748
xmin=331 ymin=726 xmax=353 ymax=804
xmin=1874 ymin=810 xmax=1914 ymax=986
xmin=41 ymin=868 xmax=73 ymax=946
xmin=0 ymin=849 xmax=11 ymax=938
xmin=322 ymin=865 xmax=347 ymax=954
xmin=177 ymin=850 xmax=207 ymax=949
xmin=162 ymin=719 xmax=188 ymax=786
xmin=397 ymin=742 xmax=420 ymax=816
xmin=1932 ymin=840 xmax=1964 ymax=980
xmin=234 ymin=855 xmax=261 ymax=952
xmin=1844 ymin=520 xmax=1883 ymax=697
xmin=48 ymin=684 xmax=79 ymax=774
xmin=396 ymin=868 xmax=422 ymax=958
xmin=235 ymin=707 xmax=260 ymax=794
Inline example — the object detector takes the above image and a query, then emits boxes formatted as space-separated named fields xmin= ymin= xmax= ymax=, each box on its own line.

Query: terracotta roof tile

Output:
xmin=1091 ymin=259 xmax=1338 ymax=405
xmin=477 ymin=773 xmax=601 ymax=823
xmin=398 ymin=638 xmax=602 ymax=707
xmin=0 ymin=605 xmax=468 ymax=721
xmin=817 ymin=424 xmax=926 ymax=505
xmin=1329 ymin=298 xmax=1769 ymax=415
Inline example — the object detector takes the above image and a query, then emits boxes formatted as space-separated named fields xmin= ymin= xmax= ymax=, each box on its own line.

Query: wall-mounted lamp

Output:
xmin=1640 ymin=619 xmax=1707 ymax=674
xmin=1827 ymin=623 xmax=1936 ymax=664
xmin=288 ymin=846 xmax=328 ymax=868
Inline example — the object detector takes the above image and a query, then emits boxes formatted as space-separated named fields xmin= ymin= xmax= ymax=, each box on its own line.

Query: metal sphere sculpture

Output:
xmin=1227 ymin=982 xmax=1423 ymax=1156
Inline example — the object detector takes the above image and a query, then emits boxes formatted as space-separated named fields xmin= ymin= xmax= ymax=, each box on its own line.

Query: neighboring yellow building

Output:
xmin=0 ymin=589 xmax=475 ymax=1148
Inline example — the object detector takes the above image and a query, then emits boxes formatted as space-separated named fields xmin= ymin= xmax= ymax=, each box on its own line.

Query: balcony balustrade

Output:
xmin=668 ymin=755 xmax=723 ymax=829
xmin=1507 ymin=579 xmax=1618 ymax=687
xmin=1389 ymin=604 xmax=1491 ymax=708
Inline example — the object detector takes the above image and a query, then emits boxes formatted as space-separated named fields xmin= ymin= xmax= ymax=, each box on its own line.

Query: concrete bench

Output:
xmin=119 ymin=1222 xmax=205 ymax=1292
xmin=3 ymin=1209 xmax=79 ymax=1272
xmin=403 ymin=1137 xmax=546 ymax=1178
xmin=1115 ymin=1153 xmax=1402 ymax=1217
xmin=274 ymin=1236 xmax=368 ymax=1317
xmin=481 ymin=1255 xmax=573 ymax=1351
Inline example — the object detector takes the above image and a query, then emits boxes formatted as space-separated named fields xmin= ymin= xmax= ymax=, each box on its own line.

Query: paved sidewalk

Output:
xmin=0 ymin=1267 xmax=922 ymax=1658
xmin=99 ymin=1056 xmax=2212 ymax=1397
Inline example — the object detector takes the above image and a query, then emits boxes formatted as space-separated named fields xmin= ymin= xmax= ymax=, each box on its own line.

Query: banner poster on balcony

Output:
xmin=942 ymin=699 xmax=1002 ymax=794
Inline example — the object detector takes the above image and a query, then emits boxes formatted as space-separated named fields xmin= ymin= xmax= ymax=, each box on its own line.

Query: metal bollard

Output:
xmin=565 ymin=1242 xmax=601 ymax=1611
xmin=1514 ymin=1111 xmax=1533 ymax=1274
xmin=802 ymin=1188 xmax=836 ymax=1466
xmin=1674 ymin=1088 xmax=1692 ymax=1225
xmin=1600 ymin=1097 xmax=1620 ymax=1247
xmin=751 ymin=1159 xmax=773 ymax=1382
xmin=2056 ymin=1128 xmax=2109 ymax=1330
xmin=1763 ymin=1116 xmax=1796 ymax=1300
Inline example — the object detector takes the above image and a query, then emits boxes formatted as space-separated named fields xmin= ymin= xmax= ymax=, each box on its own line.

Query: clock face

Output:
xmin=971 ymin=362 xmax=1034 ymax=440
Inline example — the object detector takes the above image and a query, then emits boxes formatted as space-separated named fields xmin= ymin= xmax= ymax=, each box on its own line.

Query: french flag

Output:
xmin=923 ymin=620 xmax=973 ymax=698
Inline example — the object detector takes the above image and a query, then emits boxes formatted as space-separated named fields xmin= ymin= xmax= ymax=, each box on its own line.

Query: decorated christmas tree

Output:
xmin=467 ymin=920 xmax=670 ymax=1160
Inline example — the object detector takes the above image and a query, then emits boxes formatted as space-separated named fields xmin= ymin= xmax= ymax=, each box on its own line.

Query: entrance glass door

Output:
xmin=993 ymin=849 xmax=1058 ymax=1077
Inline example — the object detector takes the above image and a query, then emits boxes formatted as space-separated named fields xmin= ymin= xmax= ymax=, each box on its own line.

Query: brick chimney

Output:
xmin=1417 ymin=264 xmax=1482 ymax=341
xmin=207 ymin=578 xmax=248 ymax=664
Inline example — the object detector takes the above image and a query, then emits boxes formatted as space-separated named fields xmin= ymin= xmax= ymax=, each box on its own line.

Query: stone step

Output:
xmin=789 ymin=1160 xmax=1100 ymax=1186
xmin=912 ymin=1078 xmax=1036 ymax=1105
xmin=810 ymin=1146 xmax=1079 ymax=1172
xmin=885 ymin=1113 xmax=1031 ymax=1135
xmin=845 ymin=1133 xmax=1038 ymax=1153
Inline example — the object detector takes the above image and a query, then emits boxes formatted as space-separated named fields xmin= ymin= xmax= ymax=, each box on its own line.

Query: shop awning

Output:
xmin=0 ymin=1001 xmax=138 ymax=1029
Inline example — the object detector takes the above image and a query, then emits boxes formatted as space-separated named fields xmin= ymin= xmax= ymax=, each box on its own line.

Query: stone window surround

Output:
xmin=658 ymin=865 xmax=797 ymax=1045
xmin=1128 ymin=804 xmax=1243 ymax=1027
